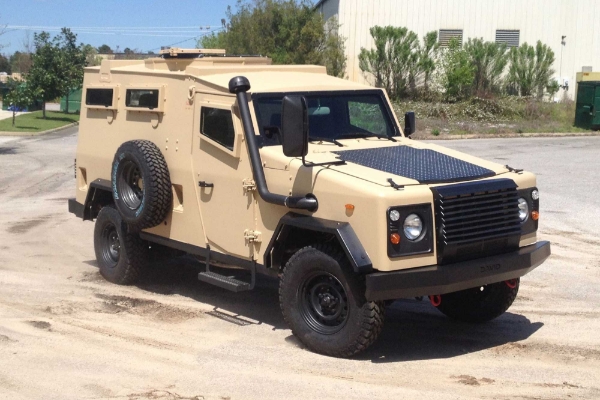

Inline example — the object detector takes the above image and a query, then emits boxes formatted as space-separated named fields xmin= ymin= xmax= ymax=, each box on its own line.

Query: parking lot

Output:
xmin=0 ymin=129 xmax=599 ymax=400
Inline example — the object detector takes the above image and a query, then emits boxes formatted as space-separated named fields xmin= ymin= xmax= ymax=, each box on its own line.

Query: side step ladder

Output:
xmin=198 ymin=246 xmax=256 ymax=292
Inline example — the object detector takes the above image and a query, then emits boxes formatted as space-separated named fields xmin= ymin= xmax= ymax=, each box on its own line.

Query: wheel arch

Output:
xmin=264 ymin=213 xmax=373 ymax=274
xmin=82 ymin=178 xmax=114 ymax=221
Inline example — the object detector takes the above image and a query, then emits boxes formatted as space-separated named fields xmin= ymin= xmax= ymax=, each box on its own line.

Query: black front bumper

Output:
xmin=365 ymin=241 xmax=551 ymax=301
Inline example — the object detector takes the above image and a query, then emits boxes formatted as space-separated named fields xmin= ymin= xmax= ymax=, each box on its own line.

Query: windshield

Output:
xmin=252 ymin=91 xmax=396 ymax=147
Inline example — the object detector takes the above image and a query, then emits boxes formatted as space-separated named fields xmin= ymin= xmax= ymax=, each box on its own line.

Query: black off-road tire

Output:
xmin=94 ymin=206 xmax=148 ymax=285
xmin=111 ymin=140 xmax=172 ymax=231
xmin=279 ymin=244 xmax=385 ymax=358
xmin=435 ymin=279 xmax=520 ymax=323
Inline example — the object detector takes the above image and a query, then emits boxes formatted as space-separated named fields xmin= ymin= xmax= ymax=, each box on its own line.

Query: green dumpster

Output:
xmin=60 ymin=88 xmax=82 ymax=114
xmin=574 ymin=81 xmax=600 ymax=130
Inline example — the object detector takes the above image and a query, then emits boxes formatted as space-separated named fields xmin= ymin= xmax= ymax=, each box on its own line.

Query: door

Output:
xmin=192 ymin=94 xmax=256 ymax=260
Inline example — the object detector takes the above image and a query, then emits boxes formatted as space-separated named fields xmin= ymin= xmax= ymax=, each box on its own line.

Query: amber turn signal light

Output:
xmin=390 ymin=233 xmax=401 ymax=245
xmin=345 ymin=204 xmax=355 ymax=211
xmin=531 ymin=210 xmax=539 ymax=221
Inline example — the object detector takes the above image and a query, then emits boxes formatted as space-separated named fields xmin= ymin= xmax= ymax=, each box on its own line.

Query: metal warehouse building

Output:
xmin=316 ymin=0 xmax=600 ymax=99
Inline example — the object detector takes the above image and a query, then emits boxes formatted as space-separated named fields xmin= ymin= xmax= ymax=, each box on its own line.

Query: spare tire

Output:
xmin=111 ymin=140 xmax=172 ymax=230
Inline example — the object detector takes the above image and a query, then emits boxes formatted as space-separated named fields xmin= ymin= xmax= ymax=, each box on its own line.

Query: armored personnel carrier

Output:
xmin=68 ymin=48 xmax=550 ymax=357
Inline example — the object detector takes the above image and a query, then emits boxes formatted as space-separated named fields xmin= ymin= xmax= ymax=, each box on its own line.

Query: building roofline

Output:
xmin=313 ymin=0 xmax=329 ymax=11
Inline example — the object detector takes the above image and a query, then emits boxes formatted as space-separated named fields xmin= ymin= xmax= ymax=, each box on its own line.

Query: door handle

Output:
xmin=199 ymin=181 xmax=214 ymax=188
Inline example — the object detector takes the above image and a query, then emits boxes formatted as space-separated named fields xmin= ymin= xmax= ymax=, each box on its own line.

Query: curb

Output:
xmin=413 ymin=131 xmax=600 ymax=140
xmin=0 ymin=122 xmax=79 ymax=137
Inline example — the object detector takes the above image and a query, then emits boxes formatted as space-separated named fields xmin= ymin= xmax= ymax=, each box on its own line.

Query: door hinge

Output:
xmin=242 ymin=178 xmax=256 ymax=192
xmin=244 ymin=229 xmax=262 ymax=243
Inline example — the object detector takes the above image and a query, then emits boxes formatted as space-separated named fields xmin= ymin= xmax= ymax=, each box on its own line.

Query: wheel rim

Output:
xmin=100 ymin=223 xmax=120 ymax=267
xmin=299 ymin=272 xmax=349 ymax=335
xmin=117 ymin=160 xmax=144 ymax=210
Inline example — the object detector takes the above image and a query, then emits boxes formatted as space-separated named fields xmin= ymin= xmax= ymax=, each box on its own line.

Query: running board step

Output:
xmin=198 ymin=271 xmax=252 ymax=292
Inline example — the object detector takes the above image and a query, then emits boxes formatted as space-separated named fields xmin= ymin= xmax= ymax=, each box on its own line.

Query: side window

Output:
xmin=126 ymin=89 xmax=159 ymax=109
xmin=86 ymin=88 xmax=114 ymax=107
xmin=200 ymin=107 xmax=235 ymax=150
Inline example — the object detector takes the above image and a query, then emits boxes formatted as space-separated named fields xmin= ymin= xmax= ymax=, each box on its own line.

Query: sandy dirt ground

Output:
xmin=0 ymin=130 xmax=599 ymax=400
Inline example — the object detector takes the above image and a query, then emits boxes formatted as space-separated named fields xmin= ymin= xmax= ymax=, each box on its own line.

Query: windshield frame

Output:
xmin=251 ymin=89 xmax=401 ymax=146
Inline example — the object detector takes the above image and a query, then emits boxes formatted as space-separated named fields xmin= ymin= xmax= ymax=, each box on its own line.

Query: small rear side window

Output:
xmin=200 ymin=107 xmax=235 ymax=150
xmin=86 ymin=88 xmax=114 ymax=107
xmin=126 ymin=89 xmax=159 ymax=109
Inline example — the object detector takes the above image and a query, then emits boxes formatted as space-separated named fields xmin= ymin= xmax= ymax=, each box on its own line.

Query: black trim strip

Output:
xmin=139 ymin=232 xmax=277 ymax=278
xmin=264 ymin=212 xmax=372 ymax=273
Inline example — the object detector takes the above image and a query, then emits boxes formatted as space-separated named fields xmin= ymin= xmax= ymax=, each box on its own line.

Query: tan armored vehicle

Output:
xmin=69 ymin=48 xmax=550 ymax=357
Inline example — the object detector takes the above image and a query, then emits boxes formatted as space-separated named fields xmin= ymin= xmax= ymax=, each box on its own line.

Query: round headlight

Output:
xmin=389 ymin=210 xmax=400 ymax=222
xmin=518 ymin=198 xmax=529 ymax=221
xmin=531 ymin=189 xmax=539 ymax=201
xmin=403 ymin=214 xmax=423 ymax=240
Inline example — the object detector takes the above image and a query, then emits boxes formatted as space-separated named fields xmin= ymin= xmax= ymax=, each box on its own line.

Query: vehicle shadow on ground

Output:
xmin=135 ymin=256 xmax=287 ymax=330
xmin=359 ymin=299 xmax=544 ymax=363
xmin=90 ymin=256 xmax=544 ymax=361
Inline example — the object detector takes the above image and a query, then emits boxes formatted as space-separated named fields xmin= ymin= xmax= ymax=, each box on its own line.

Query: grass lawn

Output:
xmin=0 ymin=111 xmax=79 ymax=133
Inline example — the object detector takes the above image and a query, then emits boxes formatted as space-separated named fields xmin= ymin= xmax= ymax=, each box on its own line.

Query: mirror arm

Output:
xmin=229 ymin=76 xmax=318 ymax=212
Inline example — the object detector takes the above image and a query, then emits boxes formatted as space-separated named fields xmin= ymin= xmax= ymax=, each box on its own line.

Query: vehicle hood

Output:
xmin=264 ymin=138 xmax=511 ymax=188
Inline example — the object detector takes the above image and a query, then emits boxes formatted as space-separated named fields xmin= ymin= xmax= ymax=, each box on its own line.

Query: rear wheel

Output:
xmin=94 ymin=206 xmax=148 ymax=285
xmin=279 ymin=244 xmax=384 ymax=357
xmin=435 ymin=279 xmax=520 ymax=323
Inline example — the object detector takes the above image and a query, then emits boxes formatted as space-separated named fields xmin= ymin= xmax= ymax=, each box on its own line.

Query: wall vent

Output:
xmin=439 ymin=29 xmax=463 ymax=47
xmin=495 ymin=30 xmax=520 ymax=47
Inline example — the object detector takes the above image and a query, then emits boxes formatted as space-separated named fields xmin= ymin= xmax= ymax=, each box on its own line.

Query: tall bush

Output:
xmin=464 ymin=38 xmax=508 ymax=95
xmin=507 ymin=41 xmax=555 ymax=98
xmin=438 ymin=38 xmax=474 ymax=101
xmin=358 ymin=26 xmax=438 ymax=99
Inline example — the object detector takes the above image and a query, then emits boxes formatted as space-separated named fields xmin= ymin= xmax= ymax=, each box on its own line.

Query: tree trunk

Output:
xmin=66 ymin=91 xmax=70 ymax=114
xmin=43 ymin=102 xmax=46 ymax=119
xmin=12 ymin=110 xmax=16 ymax=127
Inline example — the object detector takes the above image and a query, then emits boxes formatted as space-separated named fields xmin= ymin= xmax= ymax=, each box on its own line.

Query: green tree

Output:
xmin=82 ymin=44 xmax=103 ymax=66
xmin=0 ymin=53 xmax=10 ymax=73
xmin=507 ymin=41 xmax=555 ymax=98
xmin=199 ymin=0 xmax=344 ymax=75
xmin=97 ymin=44 xmax=113 ymax=54
xmin=28 ymin=29 xmax=86 ymax=118
xmin=9 ymin=51 xmax=32 ymax=74
xmin=4 ymin=78 xmax=37 ymax=126
xmin=359 ymin=26 xmax=437 ymax=99
xmin=464 ymin=38 xmax=508 ymax=95
xmin=60 ymin=29 xmax=86 ymax=113
xmin=438 ymin=38 xmax=474 ymax=101
xmin=322 ymin=16 xmax=346 ymax=78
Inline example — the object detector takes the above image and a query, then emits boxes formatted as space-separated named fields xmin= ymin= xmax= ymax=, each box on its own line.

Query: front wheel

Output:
xmin=434 ymin=279 xmax=520 ymax=323
xmin=279 ymin=244 xmax=384 ymax=358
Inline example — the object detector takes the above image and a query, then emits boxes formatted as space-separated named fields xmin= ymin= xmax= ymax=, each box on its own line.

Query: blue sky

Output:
xmin=1 ymin=0 xmax=240 ymax=55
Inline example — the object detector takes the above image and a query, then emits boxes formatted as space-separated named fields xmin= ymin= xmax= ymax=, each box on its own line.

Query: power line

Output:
xmin=147 ymin=28 xmax=224 ymax=52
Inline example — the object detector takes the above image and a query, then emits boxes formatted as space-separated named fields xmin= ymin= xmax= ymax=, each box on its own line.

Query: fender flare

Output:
xmin=82 ymin=178 xmax=113 ymax=220
xmin=264 ymin=212 xmax=373 ymax=274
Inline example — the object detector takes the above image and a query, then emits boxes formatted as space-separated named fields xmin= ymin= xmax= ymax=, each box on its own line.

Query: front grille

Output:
xmin=432 ymin=179 xmax=521 ymax=264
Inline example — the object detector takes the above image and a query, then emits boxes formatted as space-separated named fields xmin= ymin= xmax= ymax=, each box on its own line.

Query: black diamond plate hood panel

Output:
xmin=333 ymin=146 xmax=496 ymax=184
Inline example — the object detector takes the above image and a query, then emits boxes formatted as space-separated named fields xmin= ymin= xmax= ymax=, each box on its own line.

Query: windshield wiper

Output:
xmin=336 ymin=132 xmax=397 ymax=142
xmin=309 ymin=137 xmax=343 ymax=147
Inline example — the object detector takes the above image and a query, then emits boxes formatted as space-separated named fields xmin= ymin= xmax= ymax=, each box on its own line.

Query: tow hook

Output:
xmin=429 ymin=295 xmax=442 ymax=307
xmin=505 ymin=279 xmax=518 ymax=289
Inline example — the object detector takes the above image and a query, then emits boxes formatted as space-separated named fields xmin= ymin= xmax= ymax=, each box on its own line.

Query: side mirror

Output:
xmin=404 ymin=111 xmax=416 ymax=137
xmin=281 ymin=95 xmax=309 ymax=157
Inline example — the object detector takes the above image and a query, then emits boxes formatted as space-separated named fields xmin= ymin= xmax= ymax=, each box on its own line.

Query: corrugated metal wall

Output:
xmin=318 ymin=0 xmax=600 ymax=99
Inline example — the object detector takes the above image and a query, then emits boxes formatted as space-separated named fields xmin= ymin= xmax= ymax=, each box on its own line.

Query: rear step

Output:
xmin=198 ymin=245 xmax=255 ymax=292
